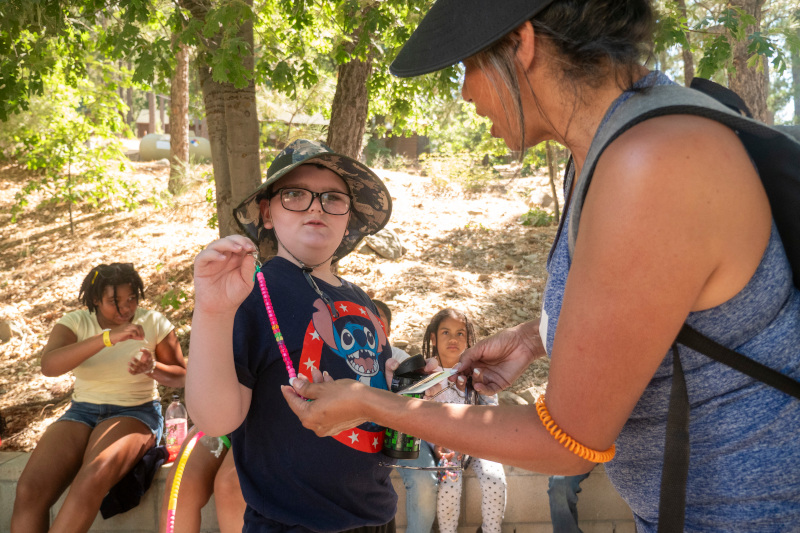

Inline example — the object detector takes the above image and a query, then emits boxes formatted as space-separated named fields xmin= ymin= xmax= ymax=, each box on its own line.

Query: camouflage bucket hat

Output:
xmin=234 ymin=139 xmax=393 ymax=262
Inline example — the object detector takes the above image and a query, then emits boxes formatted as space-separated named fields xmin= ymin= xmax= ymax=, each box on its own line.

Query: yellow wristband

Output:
xmin=102 ymin=330 xmax=113 ymax=347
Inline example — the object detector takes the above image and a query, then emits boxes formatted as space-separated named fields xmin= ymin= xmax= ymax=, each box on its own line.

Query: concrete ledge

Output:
xmin=0 ymin=452 xmax=633 ymax=532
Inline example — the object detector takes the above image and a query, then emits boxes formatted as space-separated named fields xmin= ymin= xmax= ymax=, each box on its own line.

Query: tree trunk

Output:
xmin=148 ymin=91 xmax=156 ymax=135
xmin=676 ymin=0 xmax=694 ymax=87
xmin=223 ymin=6 xmax=261 ymax=219
xmin=126 ymin=62 xmax=134 ymax=125
xmin=126 ymin=87 xmax=134 ymax=125
xmin=159 ymin=95 xmax=166 ymax=133
xmin=728 ymin=0 xmax=768 ymax=122
xmin=181 ymin=0 xmax=261 ymax=238
xmin=327 ymin=58 xmax=372 ymax=159
xmin=793 ymin=27 xmax=800 ymax=124
xmin=199 ymin=66 xmax=235 ymax=236
xmin=326 ymin=11 xmax=373 ymax=160
xmin=118 ymin=61 xmax=126 ymax=122
xmin=169 ymin=31 xmax=190 ymax=194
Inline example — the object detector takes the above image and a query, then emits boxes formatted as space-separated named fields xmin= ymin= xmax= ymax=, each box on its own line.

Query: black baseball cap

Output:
xmin=390 ymin=0 xmax=556 ymax=78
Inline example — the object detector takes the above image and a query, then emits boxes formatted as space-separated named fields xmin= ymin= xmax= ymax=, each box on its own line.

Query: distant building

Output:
xmin=382 ymin=134 xmax=429 ymax=160
xmin=135 ymin=110 xmax=205 ymax=139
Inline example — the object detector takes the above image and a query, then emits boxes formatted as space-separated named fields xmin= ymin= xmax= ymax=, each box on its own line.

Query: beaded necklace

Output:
xmin=253 ymin=258 xmax=298 ymax=380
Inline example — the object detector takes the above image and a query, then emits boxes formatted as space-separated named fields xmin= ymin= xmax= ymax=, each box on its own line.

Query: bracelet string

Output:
xmin=535 ymin=395 xmax=615 ymax=463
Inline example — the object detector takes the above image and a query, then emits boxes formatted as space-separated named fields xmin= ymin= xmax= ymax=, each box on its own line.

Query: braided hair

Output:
xmin=421 ymin=308 xmax=477 ymax=367
xmin=78 ymin=263 xmax=145 ymax=313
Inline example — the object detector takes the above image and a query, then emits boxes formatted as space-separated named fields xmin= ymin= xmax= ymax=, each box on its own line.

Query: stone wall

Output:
xmin=0 ymin=452 xmax=634 ymax=533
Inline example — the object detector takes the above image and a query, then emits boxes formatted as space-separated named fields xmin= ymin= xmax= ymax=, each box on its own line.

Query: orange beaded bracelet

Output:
xmin=535 ymin=395 xmax=616 ymax=463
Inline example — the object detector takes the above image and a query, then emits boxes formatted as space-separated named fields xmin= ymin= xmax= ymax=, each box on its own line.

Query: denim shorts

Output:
xmin=58 ymin=400 xmax=164 ymax=443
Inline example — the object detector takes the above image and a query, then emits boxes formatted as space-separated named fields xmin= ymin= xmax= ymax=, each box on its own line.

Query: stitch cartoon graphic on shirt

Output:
xmin=310 ymin=299 xmax=388 ymax=388
xmin=298 ymin=298 xmax=389 ymax=453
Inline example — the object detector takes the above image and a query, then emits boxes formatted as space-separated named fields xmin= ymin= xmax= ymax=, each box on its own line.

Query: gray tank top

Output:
xmin=540 ymin=71 xmax=800 ymax=531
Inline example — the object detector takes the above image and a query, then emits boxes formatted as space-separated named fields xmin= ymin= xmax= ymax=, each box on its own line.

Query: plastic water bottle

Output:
xmin=165 ymin=394 xmax=188 ymax=462
xmin=199 ymin=433 xmax=226 ymax=458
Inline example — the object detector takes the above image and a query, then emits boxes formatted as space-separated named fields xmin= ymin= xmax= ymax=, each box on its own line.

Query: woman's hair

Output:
xmin=421 ymin=308 xmax=477 ymax=364
xmin=471 ymin=0 xmax=655 ymax=151
xmin=78 ymin=263 xmax=145 ymax=313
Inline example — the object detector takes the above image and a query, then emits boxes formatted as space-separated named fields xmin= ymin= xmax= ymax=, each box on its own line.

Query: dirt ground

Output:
xmin=0 ymin=156 xmax=559 ymax=452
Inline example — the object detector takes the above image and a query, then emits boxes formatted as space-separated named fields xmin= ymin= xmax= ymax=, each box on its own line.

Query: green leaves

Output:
xmin=3 ymin=65 xmax=142 ymax=225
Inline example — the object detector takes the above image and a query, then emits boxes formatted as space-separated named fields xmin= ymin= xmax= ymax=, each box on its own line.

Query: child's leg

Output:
xmin=11 ymin=421 xmax=91 ymax=533
xmin=214 ymin=449 xmax=246 ymax=533
xmin=471 ymin=458 xmax=507 ymax=533
xmin=436 ymin=472 xmax=463 ymax=533
xmin=49 ymin=417 xmax=154 ymax=533
xmin=158 ymin=427 xmax=224 ymax=533
xmin=397 ymin=444 xmax=438 ymax=533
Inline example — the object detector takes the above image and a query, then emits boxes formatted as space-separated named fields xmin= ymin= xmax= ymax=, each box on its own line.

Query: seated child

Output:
xmin=158 ymin=426 xmax=246 ymax=533
xmin=373 ymin=299 xmax=439 ymax=533
xmin=188 ymin=139 xmax=397 ymax=532
xmin=11 ymin=262 xmax=186 ymax=533
xmin=423 ymin=309 xmax=507 ymax=533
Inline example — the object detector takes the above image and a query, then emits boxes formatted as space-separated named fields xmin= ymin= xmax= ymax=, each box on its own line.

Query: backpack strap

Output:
xmin=689 ymin=77 xmax=753 ymax=118
xmin=677 ymin=325 xmax=800 ymax=400
xmin=657 ymin=343 xmax=691 ymax=533
xmin=566 ymin=84 xmax=800 ymax=289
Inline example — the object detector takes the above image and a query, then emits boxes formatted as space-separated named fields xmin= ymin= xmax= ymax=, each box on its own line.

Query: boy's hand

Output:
xmin=384 ymin=358 xmax=399 ymax=389
xmin=193 ymin=235 xmax=258 ymax=314
xmin=456 ymin=319 xmax=546 ymax=395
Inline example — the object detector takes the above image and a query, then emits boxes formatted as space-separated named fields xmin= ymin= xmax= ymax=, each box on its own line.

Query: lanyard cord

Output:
xmin=271 ymin=226 xmax=340 ymax=319
xmin=302 ymin=268 xmax=340 ymax=319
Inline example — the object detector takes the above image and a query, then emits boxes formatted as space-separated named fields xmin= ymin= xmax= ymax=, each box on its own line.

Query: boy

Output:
xmin=188 ymin=139 xmax=396 ymax=533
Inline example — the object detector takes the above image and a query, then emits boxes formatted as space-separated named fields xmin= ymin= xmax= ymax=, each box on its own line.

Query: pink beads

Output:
xmin=256 ymin=270 xmax=297 ymax=380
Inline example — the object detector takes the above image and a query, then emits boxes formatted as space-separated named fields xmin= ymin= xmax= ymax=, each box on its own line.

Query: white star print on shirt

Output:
xmin=348 ymin=431 xmax=359 ymax=444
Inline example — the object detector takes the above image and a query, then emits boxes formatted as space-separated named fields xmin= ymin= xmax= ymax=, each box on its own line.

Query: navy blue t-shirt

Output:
xmin=232 ymin=257 xmax=397 ymax=533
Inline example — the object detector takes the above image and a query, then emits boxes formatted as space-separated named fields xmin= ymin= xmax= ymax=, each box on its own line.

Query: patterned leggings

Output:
xmin=436 ymin=457 xmax=507 ymax=533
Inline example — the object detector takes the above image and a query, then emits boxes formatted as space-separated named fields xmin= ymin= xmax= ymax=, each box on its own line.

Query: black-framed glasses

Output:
xmin=270 ymin=187 xmax=352 ymax=215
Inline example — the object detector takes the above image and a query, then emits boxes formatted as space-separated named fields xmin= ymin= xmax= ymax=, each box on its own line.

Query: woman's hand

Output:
xmin=281 ymin=371 xmax=373 ymax=437
xmin=193 ymin=235 xmax=258 ymax=315
xmin=456 ymin=319 xmax=546 ymax=395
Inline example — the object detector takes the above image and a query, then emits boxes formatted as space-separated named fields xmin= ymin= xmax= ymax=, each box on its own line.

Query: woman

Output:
xmin=282 ymin=1 xmax=800 ymax=531
xmin=11 ymin=263 xmax=186 ymax=533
